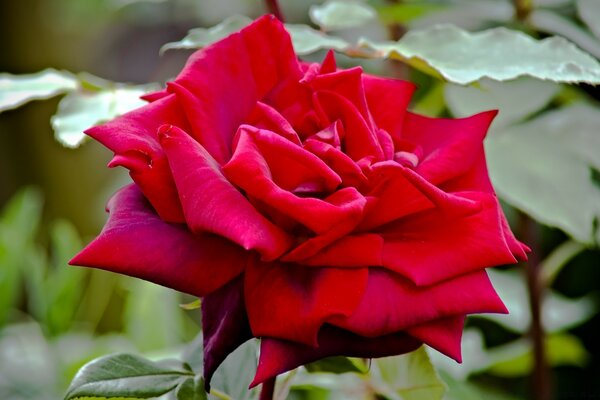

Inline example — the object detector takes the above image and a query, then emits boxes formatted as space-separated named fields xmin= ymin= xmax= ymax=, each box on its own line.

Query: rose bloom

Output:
xmin=71 ymin=15 xmax=528 ymax=387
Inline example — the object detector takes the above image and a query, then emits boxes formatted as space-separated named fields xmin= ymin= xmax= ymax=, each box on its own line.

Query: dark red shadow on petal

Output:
xmin=202 ymin=275 xmax=253 ymax=390
xmin=251 ymin=325 xmax=422 ymax=387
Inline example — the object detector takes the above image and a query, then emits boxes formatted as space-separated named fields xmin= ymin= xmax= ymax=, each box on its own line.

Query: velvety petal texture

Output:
xmin=71 ymin=14 xmax=528 ymax=389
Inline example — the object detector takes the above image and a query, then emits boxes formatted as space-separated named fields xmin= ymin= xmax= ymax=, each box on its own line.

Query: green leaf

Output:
xmin=305 ymin=357 xmax=367 ymax=374
xmin=123 ymin=280 xmax=188 ymax=352
xmin=0 ymin=187 xmax=43 ymax=325
xmin=179 ymin=299 xmax=201 ymax=311
xmin=64 ymin=353 xmax=194 ymax=399
xmin=484 ymin=269 xmax=596 ymax=333
xmin=358 ymin=25 xmax=600 ymax=84
xmin=486 ymin=333 xmax=589 ymax=377
xmin=209 ymin=340 xmax=259 ymax=400
xmin=401 ymin=0 xmax=512 ymax=31
xmin=309 ymin=0 xmax=377 ymax=31
xmin=160 ymin=15 xmax=252 ymax=54
xmin=285 ymin=24 xmax=350 ymax=56
xmin=445 ymin=77 xmax=560 ymax=129
xmin=440 ymin=371 xmax=521 ymax=400
xmin=0 ymin=69 xmax=77 ymax=112
xmin=577 ymin=0 xmax=600 ymax=40
xmin=486 ymin=104 xmax=600 ymax=244
xmin=372 ymin=347 xmax=446 ymax=400
xmin=531 ymin=9 xmax=600 ymax=60
xmin=377 ymin=2 xmax=448 ymax=26
xmin=175 ymin=376 xmax=208 ymax=400
xmin=412 ymin=81 xmax=446 ymax=117
xmin=44 ymin=220 xmax=85 ymax=335
xmin=51 ymin=83 xmax=157 ymax=148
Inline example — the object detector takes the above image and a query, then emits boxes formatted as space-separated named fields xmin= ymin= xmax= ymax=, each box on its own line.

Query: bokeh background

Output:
xmin=1 ymin=1 xmax=599 ymax=399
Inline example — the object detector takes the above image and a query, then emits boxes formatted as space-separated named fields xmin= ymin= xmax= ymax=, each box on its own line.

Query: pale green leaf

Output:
xmin=441 ymin=371 xmax=521 ymax=400
xmin=358 ymin=25 xmax=600 ymax=84
xmin=285 ymin=24 xmax=350 ymax=55
xmin=160 ymin=15 xmax=252 ymax=54
xmin=64 ymin=353 xmax=194 ymax=399
xmin=123 ymin=281 xmax=187 ymax=352
xmin=531 ymin=9 xmax=600 ymax=60
xmin=577 ymin=0 xmax=600 ymax=40
xmin=305 ymin=357 xmax=367 ymax=374
xmin=372 ymin=347 xmax=446 ymax=400
xmin=406 ymin=0 xmax=512 ymax=31
xmin=486 ymin=104 xmax=600 ymax=244
xmin=445 ymin=77 xmax=560 ymax=129
xmin=208 ymin=340 xmax=259 ymax=400
xmin=0 ymin=69 xmax=77 ymax=112
xmin=51 ymin=84 xmax=157 ymax=148
xmin=484 ymin=269 xmax=596 ymax=333
xmin=309 ymin=0 xmax=376 ymax=31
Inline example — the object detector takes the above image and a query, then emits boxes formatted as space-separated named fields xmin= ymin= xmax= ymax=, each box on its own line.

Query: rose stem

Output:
xmin=259 ymin=377 xmax=276 ymax=400
xmin=519 ymin=212 xmax=551 ymax=400
xmin=512 ymin=0 xmax=533 ymax=22
xmin=265 ymin=0 xmax=285 ymax=22
xmin=384 ymin=0 xmax=408 ymax=80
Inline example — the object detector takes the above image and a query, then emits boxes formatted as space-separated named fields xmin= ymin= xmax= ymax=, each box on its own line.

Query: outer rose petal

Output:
xmin=330 ymin=268 xmax=507 ymax=338
xmin=168 ymin=14 xmax=301 ymax=164
xmin=362 ymin=74 xmax=416 ymax=140
xmin=69 ymin=185 xmax=245 ymax=297
xmin=245 ymin=258 xmax=369 ymax=346
xmin=158 ymin=124 xmax=293 ymax=261
xmin=251 ymin=326 xmax=422 ymax=387
xmin=405 ymin=316 xmax=466 ymax=362
xmin=85 ymin=95 xmax=189 ymax=223
xmin=381 ymin=190 xmax=518 ymax=285
xmin=202 ymin=276 xmax=253 ymax=388
xmin=402 ymin=110 xmax=498 ymax=186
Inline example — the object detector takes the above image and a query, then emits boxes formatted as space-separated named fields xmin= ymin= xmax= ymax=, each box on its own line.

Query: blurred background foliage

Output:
xmin=0 ymin=0 xmax=599 ymax=399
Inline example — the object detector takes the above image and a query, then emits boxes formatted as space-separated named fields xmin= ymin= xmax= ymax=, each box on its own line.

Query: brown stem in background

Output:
xmin=265 ymin=0 xmax=285 ymax=22
xmin=519 ymin=212 xmax=552 ymax=400
xmin=512 ymin=0 xmax=533 ymax=21
xmin=385 ymin=0 xmax=408 ymax=79
xmin=259 ymin=377 xmax=276 ymax=400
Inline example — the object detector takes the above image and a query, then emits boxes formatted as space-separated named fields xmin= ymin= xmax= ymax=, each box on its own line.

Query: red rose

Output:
xmin=71 ymin=15 xmax=528 ymax=387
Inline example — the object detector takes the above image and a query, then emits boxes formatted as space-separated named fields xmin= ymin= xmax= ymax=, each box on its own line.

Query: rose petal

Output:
xmin=363 ymin=74 xmax=415 ymax=140
xmin=69 ymin=185 xmax=245 ymax=297
xmin=85 ymin=95 xmax=188 ymax=223
xmin=381 ymin=189 xmax=518 ymax=285
xmin=158 ymin=124 xmax=293 ymax=260
xmin=223 ymin=127 xmax=366 ymax=235
xmin=406 ymin=316 xmax=465 ymax=362
xmin=358 ymin=162 xmax=435 ymax=230
xmin=298 ymin=234 xmax=383 ymax=267
xmin=202 ymin=276 xmax=253 ymax=388
xmin=330 ymin=268 xmax=507 ymax=338
xmin=251 ymin=325 xmax=422 ymax=387
xmin=169 ymin=15 xmax=301 ymax=164
xmin=245 ymin=258 xmax=369 ymax=346
xmin=313 ymin=90 xmax=384 ymax=161
xmin=246 ymin=102 xmax=301 ymax=145
xmin=303 ymin=138 xmax=368 ymax=189
xmin=402 ymin=110 xmax=498 ymax=186
xmin=310 ymin=67 xmax=372 ymax=123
